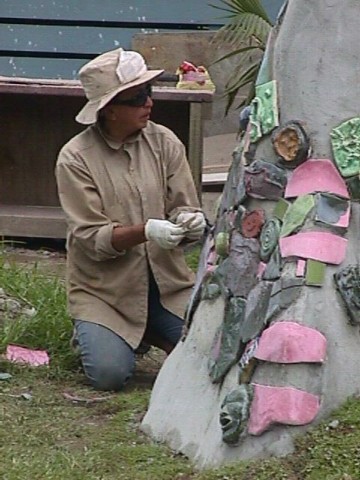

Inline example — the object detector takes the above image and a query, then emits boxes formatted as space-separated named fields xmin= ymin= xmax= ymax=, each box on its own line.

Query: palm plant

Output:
xmin=210 ymin=0 xmax=273 ymax=114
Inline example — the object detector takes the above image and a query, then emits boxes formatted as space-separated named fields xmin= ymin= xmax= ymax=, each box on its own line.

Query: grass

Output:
xmin=0 ymin=253 xmax=77 ymax=372
xmin=1 ymin=246 xmax=360 ymax=479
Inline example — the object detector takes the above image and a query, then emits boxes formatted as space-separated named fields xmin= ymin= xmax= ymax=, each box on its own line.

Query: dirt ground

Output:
xmin=2 ymin=238 xmax=67 ymax=272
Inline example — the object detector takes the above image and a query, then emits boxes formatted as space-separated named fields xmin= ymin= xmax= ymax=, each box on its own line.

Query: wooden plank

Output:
xmin=203 ymin=164 xmax=230 ymax=173
xmin=152 ymin=87 xmax=213 ymax=103
xmin=0 ymin=206 xmax=66 ymax=238
xmin=0 ymin=77 xmax=214 ymax=101
xmin=188 ymin=102 xmax=203 ymax=200
xmin=202 ymin=172 xmax=228 ymax=185
xmin=0 ymin=78 xmax=83 ymax=96
xmin=0 ymin=94 xmax=84 ymax=206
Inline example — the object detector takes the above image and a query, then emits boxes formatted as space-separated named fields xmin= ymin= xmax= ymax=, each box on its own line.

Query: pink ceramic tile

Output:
xmin=248 ymin=384 xmax=320 ymax=435
xmin=296 ymin=259 xmax=306 ymax=277
xmin=206 ymin=264 xmax=217 ymax=274
xmin=211 ymin=331 xmax=222 ymax=362
xmin=6 ymin=344 xmax=50 ymax=366
xmin=335 ymin=204 xmax=350 ymax=228
xmin=279 ymin=231 xmax=347 ymax=265
xmin=255 ymin=321 xmax=327 ymax=363
xmin=207 ymin=249 xmax=218 ymax=266
xmin=257 ymin=262 xmax=267 ymax=279
xmin=285 ymin=159 xmax=349 ymax=199
xmin=315 ymin=198 xmax=350 ymax=229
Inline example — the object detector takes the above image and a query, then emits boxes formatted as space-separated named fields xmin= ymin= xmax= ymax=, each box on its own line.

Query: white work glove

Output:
xmin=176 ymin=212 xmax=206 ymax=240
xmin=145 ymin=219 xmax=185 ymax=249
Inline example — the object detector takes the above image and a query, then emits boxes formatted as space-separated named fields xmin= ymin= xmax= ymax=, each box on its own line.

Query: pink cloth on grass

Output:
xmin=6 ymin=344 xmax=49 ymax=366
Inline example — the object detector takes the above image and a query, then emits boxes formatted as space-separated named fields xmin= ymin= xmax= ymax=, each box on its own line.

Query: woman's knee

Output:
xmin=86 ymin=361 xmax=134 ymax=391
xmin=73 ymin=320 xmax=136 ymax=391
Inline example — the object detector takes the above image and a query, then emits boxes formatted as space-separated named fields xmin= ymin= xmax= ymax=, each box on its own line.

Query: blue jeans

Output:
xmin=74 ymin=271 xmax=184 ymax=391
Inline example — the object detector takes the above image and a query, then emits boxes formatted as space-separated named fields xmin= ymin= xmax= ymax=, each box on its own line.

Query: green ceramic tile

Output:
xmin=273 ymin=198 xmax=291 ymax=220
xmin=249 ymin=80 xmax=279 ymax=143
xmin=280 ymin=194 xmax=315 ymax=237
xmin=330 ymin=117 xmax=360 ymax=177
xmin=305 ymin=259 xmax=326 ymax=286
xmin=346 ymin=175 xmax=360 ymax=200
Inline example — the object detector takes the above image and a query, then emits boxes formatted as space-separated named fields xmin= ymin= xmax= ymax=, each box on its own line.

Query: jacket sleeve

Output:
xmin=55 ymin=149 xmax=125 ymax=261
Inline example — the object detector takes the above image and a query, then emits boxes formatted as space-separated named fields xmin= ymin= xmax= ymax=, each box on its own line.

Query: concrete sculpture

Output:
xmin=141 ymin=0 xmax=360 ymax=468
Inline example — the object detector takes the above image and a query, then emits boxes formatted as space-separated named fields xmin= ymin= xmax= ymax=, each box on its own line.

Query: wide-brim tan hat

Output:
xmin=76 ymin=48 xmax=164 ymax=125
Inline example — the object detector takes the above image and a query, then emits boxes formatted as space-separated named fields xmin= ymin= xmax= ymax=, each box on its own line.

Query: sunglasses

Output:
xmin=110 ymin=84 xmax=152 ymax=107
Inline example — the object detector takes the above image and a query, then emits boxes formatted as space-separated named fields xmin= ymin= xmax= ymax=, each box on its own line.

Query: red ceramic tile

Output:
xmin=285 ymin=159 xmax=349 ymax=199
xmin=279 ymin=231 xmax=347 ymax=265
xmin=241 ymin=209 xmax=266 ymax=238
xmin=248 ymin=384 xmax=320 ymax=435
xmin=255 ymin=321 xmax=327 ymax=363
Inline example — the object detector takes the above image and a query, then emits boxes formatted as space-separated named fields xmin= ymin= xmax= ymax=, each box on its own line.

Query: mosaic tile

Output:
xmin=272 ymin=120 xmax=310 ymax=168
xmin=208 ymin=296 xmax=247 ymax=383
xmin=334 ymin=264 xmax=360 ymax=326
xmin=346 ymin=175 xmax=360 ymax=201
xmin=241 ymin=281 xmax=273 ymax=343
xmin=273 ymin=198 xmax=291 ymax=221
xmin=280 ymin=194 xmax=315 ymax=237
xmin=331 ymin=117 xmax=360 ymax=177
xmin=279 ymin=231 xmax=347 ymax=265
xmin=220 ymin=385 xmax=253 ymax=445
xmin=249 ymin=80 xmax=279 ymax=142
xmin=296 ymin=259 xmax=306 ymax=277
xmin=215 ymin=231 xmax=230 ymax=258
xmin=248 ymin=384 xmax=320 ymax=435
xmin=255 ymin=321 xmax=327 ymax=363
xmin=315 ymin=193 xmax=350 ymax=228
xmin=238 ymin=337 xmax=260 ymax=384
xmin=262 ymin=246 xmax=282 ymax=281
xmin=285 ymin=158 xmax=349 ymax=199
xmin=240 ymin=209 xmax=266 ymax=238
xmin=265 ymin=277 xmax=304 ymax=322
xmin=259 ymin=217 xmax=281 ymax=262
xmin=305 ymin=259 xmax=326 ymax=287
xmin=214 ymin=232 xmax=260 ymax=298
xmin=245 ymin=160 xmax=287 ymax=200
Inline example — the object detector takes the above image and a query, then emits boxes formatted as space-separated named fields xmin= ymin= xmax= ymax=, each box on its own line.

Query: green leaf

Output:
xmin=225 ymin=60 xmax=259 ymax=92
xmin=223 ymin=62 xmax=260 ymax=113
xmin=214 ymin=13 xmax=271 ymax=47
xmin=210 ymin=45 xmax=260 ymax=66
xmin=209 ymin=0 xmax=271 ymax=23
xmin=209 ymin=0 xmax=274 ymax=116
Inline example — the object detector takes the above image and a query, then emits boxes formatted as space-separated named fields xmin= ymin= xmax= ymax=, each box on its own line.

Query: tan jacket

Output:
xmin=55 ymin=121 xmax=201 ymax=348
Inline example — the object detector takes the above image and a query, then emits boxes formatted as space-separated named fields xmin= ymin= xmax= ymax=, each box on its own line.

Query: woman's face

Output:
xmin=103 ymin=83 xmax=154 ymax=137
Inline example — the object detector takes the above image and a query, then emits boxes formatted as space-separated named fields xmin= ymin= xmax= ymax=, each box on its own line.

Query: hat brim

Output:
xmin=75 ymin=69 xmax=164 ymax=125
